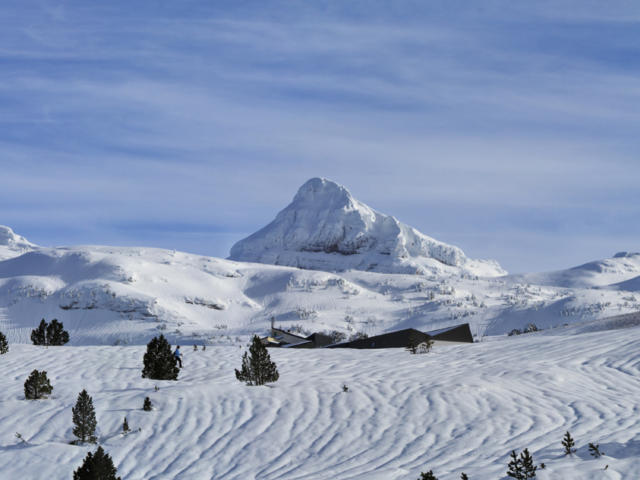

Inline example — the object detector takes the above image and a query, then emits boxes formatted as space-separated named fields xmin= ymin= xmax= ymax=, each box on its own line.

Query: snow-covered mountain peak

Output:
xmin=230 ymin=178 xmax=505 ymax=277
xmin=293 ymin=177 xmax=355 ymax=209
xmin=0 ymin=225 xmax=36 ymax=260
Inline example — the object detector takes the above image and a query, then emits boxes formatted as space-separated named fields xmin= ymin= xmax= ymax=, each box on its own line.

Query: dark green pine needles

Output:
xmin=73 ymin=446 xmax=121 ymax=480
xmin=142 ymin=335 xmax=179 ymax=380
xmin=72 ymin=389 xmax=97 ymax=443
xmin=24 ymin=369 xmax=53 ymax=399
xmin=235 ymin=335 xmax=279 ymax=386
xmin=562 ymin=431 xmax=576 ymax=455
xmin=507 ymin=448 xmax=537 ymax=479
xmin=0 ymin=331 xmax=8 ymax=354
xmin=30 ymin=318 xmax=70 ymax=346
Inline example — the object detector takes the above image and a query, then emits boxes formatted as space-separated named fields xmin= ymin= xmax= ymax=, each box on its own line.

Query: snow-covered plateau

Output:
xmin=1 ymin=325 xmax=639 ymax=479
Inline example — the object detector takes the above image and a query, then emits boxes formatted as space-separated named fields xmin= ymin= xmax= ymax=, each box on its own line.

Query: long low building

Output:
xmin=328 ymin=323 xmax=473 ymax=349
xmin=262 ymin=323 xmax=473 ymax=349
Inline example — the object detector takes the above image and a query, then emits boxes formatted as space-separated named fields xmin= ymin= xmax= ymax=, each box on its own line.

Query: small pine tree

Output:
xmin=588 ymin=443 xmax=604 ymax=458
xmin=235 ymin=335 xmax=279 ymax=386
xmin=202 ymin=344 xmax=206 ymax=351
xmin=122 ymin=417 xmax=129 ymax=434
xmin=342 ymin=384 xmax=349 ymax=393
xmin=507 ymin=450 xmax=524 ymax=479
xmin=141 ymin=334 xmax=179 ymax=380
xmin=193 ymin=344 xmax=197 ymax=351
xmin=520 ymin=448 xmax=537 ymax=478
xmin=24 ymin=369 xmax=53 ymax=399
xmin=0 ymin=331 xmax=8 ymax=354
xmin=72 ymin=389 xmax=97 ymax=443
xmin=461 ymin=474 xmax=469 ymax=480
xmin=419 ymin=471 xmax=438 ymax=480
xmin=507 ymin=449 xmax=537 ymax=479
xmin=31 ymin=319 xmax=47 ymax=345
xmin=143 ymin=397 xmax=153 ymax=411
xmin=73 ymin=446 xmax=121 ymax=480
xmin=562 ymin=431 xmax=576 ymax=455
xmin=46 ymin=319 xmax=70 ymax=345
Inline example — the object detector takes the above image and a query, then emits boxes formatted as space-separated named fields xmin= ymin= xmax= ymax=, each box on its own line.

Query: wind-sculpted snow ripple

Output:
xmin=0 ymin=327 xmax=639 ymax=479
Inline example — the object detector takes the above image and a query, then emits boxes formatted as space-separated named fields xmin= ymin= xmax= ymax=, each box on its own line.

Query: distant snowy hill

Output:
xmin=510 ymin=251 xmax=640 ymax=289
xmin=229 ymin=178 xmax=505 ymax=277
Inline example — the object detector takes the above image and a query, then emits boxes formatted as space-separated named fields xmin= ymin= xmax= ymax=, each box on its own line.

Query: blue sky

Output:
xmin=1 ymin=1 xmax=639 ymax=273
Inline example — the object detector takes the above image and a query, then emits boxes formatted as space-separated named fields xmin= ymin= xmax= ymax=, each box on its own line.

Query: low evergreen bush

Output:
xmin=0 ymin=331 xmax=8 ymax=354
xmin=24 ymin=370 xmax=53 ymax=399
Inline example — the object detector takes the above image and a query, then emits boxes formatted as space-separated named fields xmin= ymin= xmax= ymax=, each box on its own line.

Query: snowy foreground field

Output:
xmin=2 ymin=326 xmax=639 ymax=479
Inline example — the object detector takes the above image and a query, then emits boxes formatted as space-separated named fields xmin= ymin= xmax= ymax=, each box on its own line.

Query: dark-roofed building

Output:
xmin=328 ymin=323 xmax=473 ymax=349
xmin=262 ymin=323 xmax=473 ymax=349
xmin=427 ymin=323 xmax=473 ymax=343
xmin=327 ymin=328 xmax=429 ymax=349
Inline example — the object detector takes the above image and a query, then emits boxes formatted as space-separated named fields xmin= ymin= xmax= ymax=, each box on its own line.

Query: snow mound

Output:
xmin=0 ymin=225 xmax=36 ymax=260
xmin=230 ymin=178 xmax=505 ymax=277
xmin=511 ymin=252 xmax=640 ymax=289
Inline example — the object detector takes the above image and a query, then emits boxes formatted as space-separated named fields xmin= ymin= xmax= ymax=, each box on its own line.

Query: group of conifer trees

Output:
xmin=0 ymin=317 xmax=70 ymax=356
xmin=31 ymin=318 xmax=70 ymax=346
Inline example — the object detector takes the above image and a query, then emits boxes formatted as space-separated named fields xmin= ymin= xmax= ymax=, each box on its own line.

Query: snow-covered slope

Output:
xmin=229 ymin=178 xmax=505 ymax=277
xmin=1 ymin=225 xmax=640 ymax=345
xmin=511 ymin=251 xmax=640 ymax=289
xmin=0 ymin=225 xmax=36 ymax=260
xmin=1 ymin=325 xmax=639 ymax=479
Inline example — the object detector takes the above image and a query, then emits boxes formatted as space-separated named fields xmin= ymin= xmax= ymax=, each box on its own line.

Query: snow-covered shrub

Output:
xmin=24 ymin=370 xmax=53 ymax=399
xmin=235 ymin=335 xmax=279 ymax=386
xmin=295 ymin=307 xmax=318 ymax=320
xmin=326 ymin=330 xmax=347 ymax=344
xmin=524 ymin=323 xmax=539 ymax=333
xmin=141 ymin=335 xmax=179 ymax=381
xmin=73 ymin=446 xmax=121 ymax=480
xmin=72 ymin=389 xmax=97 ymax=444
xmin=143 ymin=397 xmax=153 ymax=411
xmin=508 ymin=329 xmax=522 ymax=336
xmin=407 ymin=332 xmax=433 ymax=354
xmin=348 ymin=331 xmax=368 ymax=341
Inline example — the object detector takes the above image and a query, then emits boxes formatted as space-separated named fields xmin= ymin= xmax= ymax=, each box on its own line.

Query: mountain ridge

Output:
xmin=230 ymin=178 xmax=505 ymax=277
